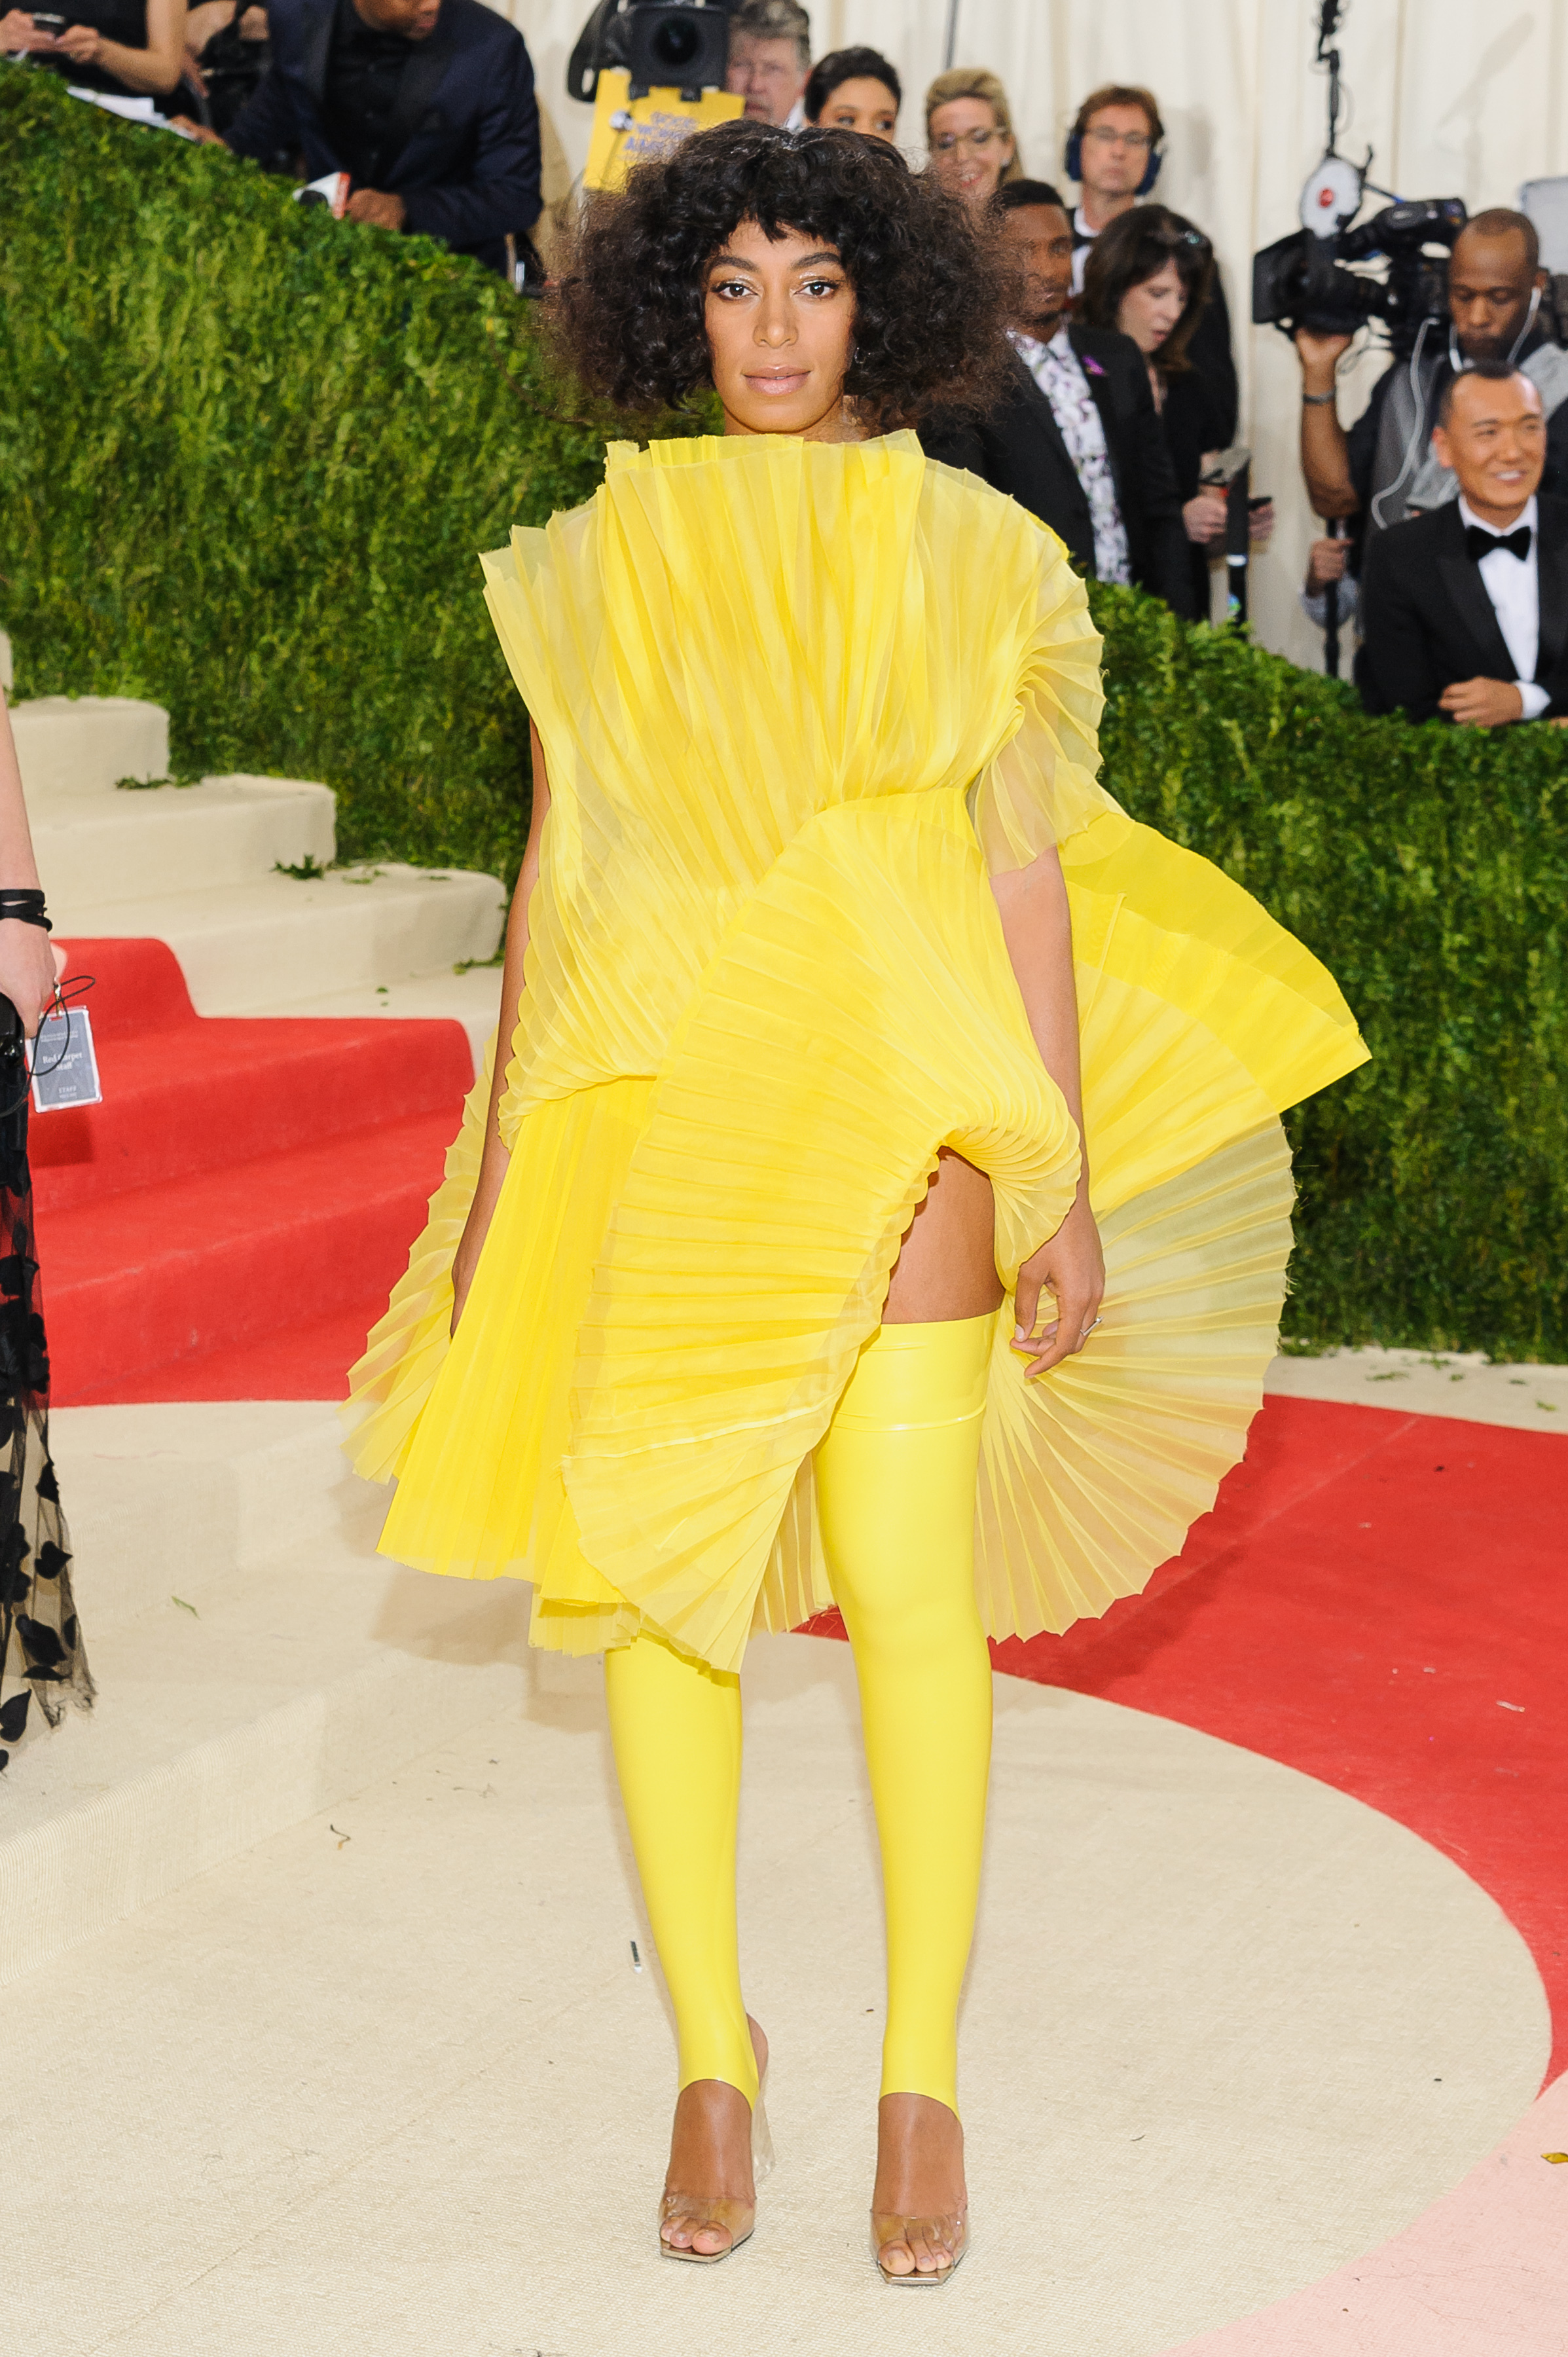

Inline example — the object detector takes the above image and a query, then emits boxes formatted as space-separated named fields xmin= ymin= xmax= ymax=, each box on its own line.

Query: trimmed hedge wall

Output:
xmin=2 ymin=71 xmax=1565 ymax=1358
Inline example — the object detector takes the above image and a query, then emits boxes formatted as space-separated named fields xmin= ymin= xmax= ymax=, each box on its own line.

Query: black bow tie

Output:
xmin=1465 ymin=523 xmax=1531 ymax=564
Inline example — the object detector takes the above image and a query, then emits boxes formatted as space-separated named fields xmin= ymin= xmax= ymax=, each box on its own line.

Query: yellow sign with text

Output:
xmin=584 ymin=67 xmax=743 ymax=193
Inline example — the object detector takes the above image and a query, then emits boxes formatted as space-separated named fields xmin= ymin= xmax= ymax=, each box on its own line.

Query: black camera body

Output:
xmin=1253 ymin=196 xmax=1467 ymax=357
xmin=567 ymin=0 xmax=732 ymax=105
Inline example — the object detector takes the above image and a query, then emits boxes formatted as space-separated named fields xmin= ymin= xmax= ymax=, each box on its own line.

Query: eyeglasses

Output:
xmin=1084 ymin=126 xmax=1152 ymax=153
xmin=932 ymin=126 xmax=1006 ymax=153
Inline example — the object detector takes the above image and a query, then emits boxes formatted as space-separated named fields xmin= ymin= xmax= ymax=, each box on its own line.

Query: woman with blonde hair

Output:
xmin=924 ymin=65 xmax=1022 ymax=208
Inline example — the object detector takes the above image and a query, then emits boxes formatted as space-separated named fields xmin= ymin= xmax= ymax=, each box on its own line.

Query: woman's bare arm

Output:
xmin=991 ymin=847 xmax=1105 ymax=1376
xmin=449 ymin=721 xmax=551 ymax=1333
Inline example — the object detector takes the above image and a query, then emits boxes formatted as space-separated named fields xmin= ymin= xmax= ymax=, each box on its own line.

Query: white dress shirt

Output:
xmin=1070 ymin=205 xmax=1093 ymax=293
xmin=1460 ymin=494 xmax=1548 ymax=720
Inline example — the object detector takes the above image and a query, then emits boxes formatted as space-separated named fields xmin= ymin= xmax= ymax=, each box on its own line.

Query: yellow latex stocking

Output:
xmin=602 ymin=1314 xmax=995 ymax=2115
xmin=814 ymin=1314 xmax=995 ymax=2115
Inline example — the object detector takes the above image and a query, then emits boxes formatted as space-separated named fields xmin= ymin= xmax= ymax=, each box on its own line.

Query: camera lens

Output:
xmin=651 ymin=16 xmax=700 ymax=67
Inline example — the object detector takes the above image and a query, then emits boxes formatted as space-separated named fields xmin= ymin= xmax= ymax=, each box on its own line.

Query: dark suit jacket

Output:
xmin=226 ymin=0 xmax=541 ymax=274
xmin=1357 ymin=496 xmax=1568 ymax=722
xmin=919 ymin=329 xmax=1196 ymax=617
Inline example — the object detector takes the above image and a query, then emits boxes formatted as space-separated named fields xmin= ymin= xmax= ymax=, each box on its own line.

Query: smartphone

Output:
xmin=29 ymin=12 xmax=70 ymax=31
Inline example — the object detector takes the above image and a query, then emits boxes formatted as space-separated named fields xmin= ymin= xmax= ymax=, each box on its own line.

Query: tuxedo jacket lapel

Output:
xmin=1434 ymin=507 xmax=1516 ymax=678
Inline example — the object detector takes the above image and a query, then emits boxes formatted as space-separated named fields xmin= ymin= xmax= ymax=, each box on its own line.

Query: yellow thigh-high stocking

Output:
xmin=814 ymin=1313 xmax=995 ymax=2117
xmin=604 ymin=1631 xmax=758 ymax=2104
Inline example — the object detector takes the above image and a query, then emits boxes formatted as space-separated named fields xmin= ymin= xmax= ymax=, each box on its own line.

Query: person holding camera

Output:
xmin=1358 ymin=361 xmax=1568 ymax=725
xmin=1 ymin=0 xmax=187 ymax=105
xmin=175 ymin=0 xmax=541 ymax=273
xmin=921 ymin=179 xmax=1196 ymax=616
xmin=1298 ymin=209 xmax=1568 ymax=551
xmin=724 ymin=0 xmax=808 ymax=128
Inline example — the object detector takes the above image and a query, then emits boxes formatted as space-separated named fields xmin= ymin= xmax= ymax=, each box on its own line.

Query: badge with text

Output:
xmin=30 ymin=1005 xmax=102 ymax=1113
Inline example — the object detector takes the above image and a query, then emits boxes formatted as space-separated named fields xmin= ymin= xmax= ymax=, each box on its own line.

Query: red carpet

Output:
xmin=811 ymin=1396 xmax=1568 ymax=2079
xmin=34 ymin=940 xmax=470 ymax=1404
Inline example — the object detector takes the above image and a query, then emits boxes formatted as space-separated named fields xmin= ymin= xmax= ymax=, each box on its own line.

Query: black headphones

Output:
xmin=1064 ymin=120 xmax=1163 ymax=198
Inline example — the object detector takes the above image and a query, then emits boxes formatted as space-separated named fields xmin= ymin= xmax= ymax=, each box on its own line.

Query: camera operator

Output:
xmin=725 ymin=0 xmax=808 ymax=128
xmin=921 ymin=180 xmax=1195 ymax=617
xmin=175 ymin=0 xmax=541 ymax=276
xmin=1298 ymin=209 xmax=1568 ymax=547
xmin=1 ymin=0 xmax=187 ymax=107
xmin=1063 ymin=81 xmax=1238 ymax=450
xmin=1358 ymin=361 xmax=1568 ymax=726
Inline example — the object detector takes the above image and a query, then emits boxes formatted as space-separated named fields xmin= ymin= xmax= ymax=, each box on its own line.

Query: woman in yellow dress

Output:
xmin=346 ymin=122 xmax=1367 ymax=2284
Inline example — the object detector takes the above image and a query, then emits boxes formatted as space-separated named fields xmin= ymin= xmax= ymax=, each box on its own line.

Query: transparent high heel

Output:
xmin=657 ymin=2065 xmax=772 ymax=2264
xmin=870 ymin=2206 xmax=968 ymax=2286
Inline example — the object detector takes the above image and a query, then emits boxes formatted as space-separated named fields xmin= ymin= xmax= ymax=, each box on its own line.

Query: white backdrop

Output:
xmin=490 ymin=0 xmax=1568 ymax=667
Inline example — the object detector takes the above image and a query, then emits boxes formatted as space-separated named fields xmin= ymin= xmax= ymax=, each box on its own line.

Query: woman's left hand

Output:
xmin=1012 ymin=1190 xmax=1105 ymax=1379
xmin=1182 ymin=489 xmax=1226 ymax=546
xmin=0 ymin=922 xmax=62 ymax=1039
xmin=56 ymin=19 xmax=103 ymax=62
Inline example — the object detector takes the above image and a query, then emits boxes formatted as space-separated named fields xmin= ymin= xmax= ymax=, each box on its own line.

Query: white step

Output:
xmin=35 ymin=775 xmax=336 ymax=909
xmin=0 ymin=1404 xmax=531 ymax=1989
xmin=52 ymin=1401 xmax=357 ymax=1634
xmin=50 ymin=862 xmax=507 ymax=1014
xmin=287 ymin=962 xmax=507 ymax=1076
xmin=10 ymin=694 xmax=169 ymax=796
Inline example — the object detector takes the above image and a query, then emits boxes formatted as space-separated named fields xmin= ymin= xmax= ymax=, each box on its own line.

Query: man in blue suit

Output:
xmin=210 ymin=0 xmax=540 ymax=274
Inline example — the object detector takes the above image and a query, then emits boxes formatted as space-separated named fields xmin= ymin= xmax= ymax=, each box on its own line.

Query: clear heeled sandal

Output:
xmin=657 ymin=2068 xmax=773 ymax=2265
xmin=870 ymin=2207 xmax=969 ymax=2286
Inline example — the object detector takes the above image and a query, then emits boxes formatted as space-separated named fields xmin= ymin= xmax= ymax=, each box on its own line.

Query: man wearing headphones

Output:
xmin=1065 ymin=82 xmax=1235 ymax=450
xmin=1297 ymin=210 xmax=1568 ymax=566
xmin=1064 ymin=82 xmax=1237 ymax=447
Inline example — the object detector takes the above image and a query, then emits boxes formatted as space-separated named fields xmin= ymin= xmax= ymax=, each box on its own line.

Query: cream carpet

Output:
xmin=8 ymin=1630 xmax=1546 ymax=2357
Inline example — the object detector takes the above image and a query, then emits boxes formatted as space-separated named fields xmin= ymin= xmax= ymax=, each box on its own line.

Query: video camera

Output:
xmin=568 ymin=0 xmax=733 ymax=105
xmin=1253 ymin=195 xmax=1467 ymax=357
xmin=1252 ymin=2 xmax=1466 ymax=359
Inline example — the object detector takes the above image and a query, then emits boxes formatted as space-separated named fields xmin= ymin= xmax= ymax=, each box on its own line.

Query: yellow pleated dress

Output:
xmin=344 ymin=430 xmax=1368 ymax=1674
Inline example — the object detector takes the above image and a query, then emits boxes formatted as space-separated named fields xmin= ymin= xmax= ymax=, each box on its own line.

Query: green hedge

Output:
xmin=2 ymin=71 xmax=1565 ymax=1357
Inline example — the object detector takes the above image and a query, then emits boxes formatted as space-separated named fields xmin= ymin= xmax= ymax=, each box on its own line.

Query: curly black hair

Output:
xmin=554 ymin=120 xmax=1010 ymax=433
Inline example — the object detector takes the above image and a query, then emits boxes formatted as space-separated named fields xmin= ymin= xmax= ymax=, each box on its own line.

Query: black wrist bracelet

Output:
xmin=0 ymin=891 xmax=52 ymax=932
xmin=1302 ymin=390 xmax=1337 ymax=408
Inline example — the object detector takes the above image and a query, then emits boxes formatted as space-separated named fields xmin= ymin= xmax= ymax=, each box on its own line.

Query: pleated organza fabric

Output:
xmin=344 ymin=431 xmax=1368 ymax=1673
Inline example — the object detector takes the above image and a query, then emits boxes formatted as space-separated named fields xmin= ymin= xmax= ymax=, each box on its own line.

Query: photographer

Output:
xmin=1298 ymin=209 xmax=1568 ymax=545
xmin=181 ymin=0 xmax=541 ymax=275
xmin=1358 ymin=361 xmax=1568 ymax=725
xmin=1 ymin=0 xmax=187 ymax=105
xmin=725 ymin=0 xmax=808 ymax=128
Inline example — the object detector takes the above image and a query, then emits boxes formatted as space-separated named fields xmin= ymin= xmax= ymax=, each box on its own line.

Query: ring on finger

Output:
xmin=1080 ymin=1316 xmax=1102 ymax=1338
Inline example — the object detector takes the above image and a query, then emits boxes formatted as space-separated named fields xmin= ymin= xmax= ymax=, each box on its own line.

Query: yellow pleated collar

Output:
xmin=605 ymin=428 xmax=925 ymax=474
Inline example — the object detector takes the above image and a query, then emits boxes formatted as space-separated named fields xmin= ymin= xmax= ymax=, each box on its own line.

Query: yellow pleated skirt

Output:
xmin=345 ymin=801 xmax=1366 ymax=1669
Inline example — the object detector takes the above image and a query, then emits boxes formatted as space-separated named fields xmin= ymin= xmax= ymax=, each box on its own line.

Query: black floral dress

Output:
xmin=0 ymin=1004 xmax=89 ymax=1769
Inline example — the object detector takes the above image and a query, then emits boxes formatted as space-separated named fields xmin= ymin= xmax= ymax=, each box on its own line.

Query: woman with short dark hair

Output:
xmin=350 ymin=118 xmax=1365 ymax=2289
xmin=802 ymin=43 xmax=900 ymax=139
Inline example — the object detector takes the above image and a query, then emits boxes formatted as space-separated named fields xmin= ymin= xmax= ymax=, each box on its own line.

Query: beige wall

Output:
xmin=490 ymin=0 xmax=1568 ymax=667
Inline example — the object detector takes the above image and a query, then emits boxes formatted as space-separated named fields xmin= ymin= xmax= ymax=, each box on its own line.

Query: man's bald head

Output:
xmin=1449 ymin=210 xmax=1546 ymax=360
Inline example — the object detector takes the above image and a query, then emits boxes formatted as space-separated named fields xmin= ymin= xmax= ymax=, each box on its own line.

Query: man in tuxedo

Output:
xmin=204 ymin=0 xmax=541 ymax=274
xmin=920 ymin=179 xmax=1195 ymax=616
xmin=1358 ymin=360 xmax=1568 ymax=725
